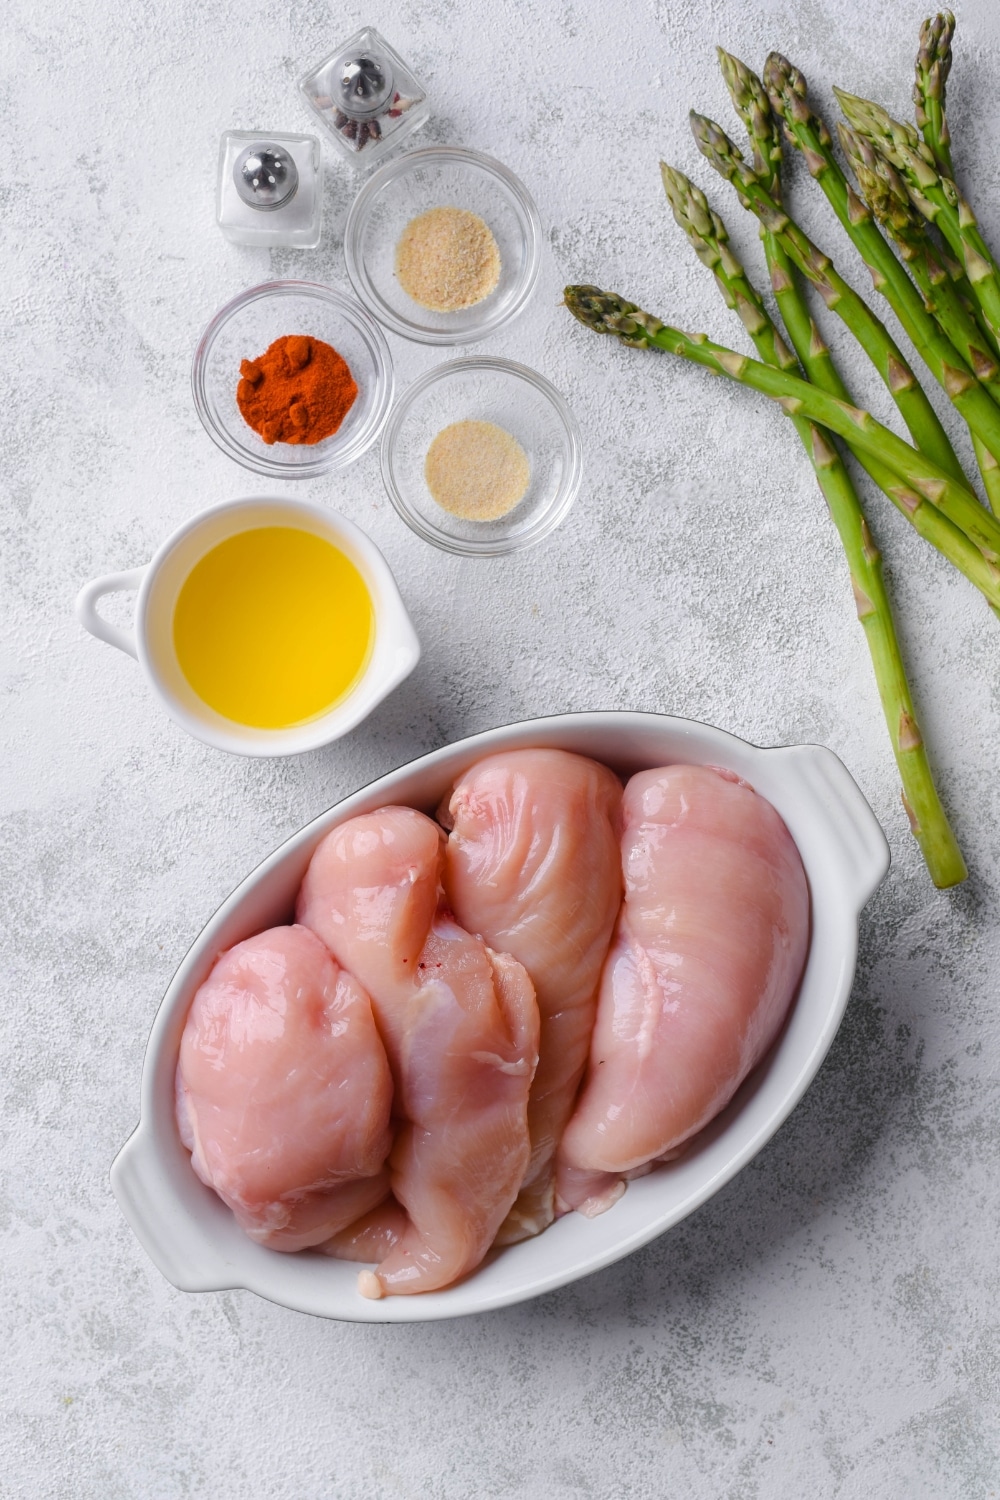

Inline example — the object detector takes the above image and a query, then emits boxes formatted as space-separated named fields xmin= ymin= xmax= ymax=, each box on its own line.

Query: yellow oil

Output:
xmin=173 ymin=526 xmax=374 ymax=729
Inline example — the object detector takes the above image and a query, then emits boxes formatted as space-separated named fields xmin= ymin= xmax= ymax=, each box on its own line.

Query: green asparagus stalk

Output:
xmin=804 ymin=433 xmax=966 ymax=885
xmin=780 ymin=309 xmax=969 ymax=556
xmin=660 ymin=166 xmax=966 ymax=885
xmin=762 ymin=52 xmax=964 ymax=351
xmin=714 ymin=49 xmax=999 ymax=524
xmin=689 ymin=110 xmax=966 ymax=486
xmin=834 ymin=87 xmax=1000 ymax=343
xmin=973 ymin=438 xmax=1000 ymax=515
xmin=715 ymin=52 xmax=817 ymax=410
xmin=918 ymin=249 xmax=1000 ymax=512
xmin=716 ymin=48 xmax=784 ymax=191
xmin=944 ymin=276 xmax=995 ymax=388
xmin=563 ymin=285 xmax=1000 ymax=578
xmin=660 ymin=167 xmax=796 ymax=372
xmin=909 ymin=13 xmax=1000 ymax=364
xmin=715 ymin=49 xmax=815 ymax=369
xmin=838 ymin=119 xmax=995 ymax=391
xmin=837 ymin=125 xmax=961 ymax=325
xmin=763 ymin=53 xmax=1000 ymax=468
xmin=839 ymin=121 xmax=1000 ymax=512
xmin=914 ymin=10 xmax=956 ymax=176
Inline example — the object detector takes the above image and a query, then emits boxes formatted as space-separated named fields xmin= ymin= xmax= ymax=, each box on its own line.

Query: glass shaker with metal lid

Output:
xmin=299 ymin=27 xmax=429 ymax=166
xmin=216 ymin=130 xmax=323 ymax=248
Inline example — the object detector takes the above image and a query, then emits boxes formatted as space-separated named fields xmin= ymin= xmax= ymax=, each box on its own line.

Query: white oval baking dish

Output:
xmin=111 ymin=711 xmax=889 ymax=1322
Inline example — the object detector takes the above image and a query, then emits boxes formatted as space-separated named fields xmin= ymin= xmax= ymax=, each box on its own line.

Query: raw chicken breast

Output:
xmin=176 ymin=924 xmax=393 ymax=1251
xmin=556 ymin=765 xmax=809 ymax=1216
xmin=319 ymin=1198 xmax=408 ymax=1264
xmin=296 ymin=807 xmax=539 ymax=1296
xmin=442 ymin=749 xmax=622 ymax=1242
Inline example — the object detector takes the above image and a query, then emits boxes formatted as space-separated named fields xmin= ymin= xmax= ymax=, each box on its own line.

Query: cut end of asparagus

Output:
xmin=902 ymin=791 xmax=969 ymax=887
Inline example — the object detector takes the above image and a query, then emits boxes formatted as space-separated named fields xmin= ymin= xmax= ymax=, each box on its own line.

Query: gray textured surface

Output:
xmin=3 ymin=0 xmax=1000 ymax=1495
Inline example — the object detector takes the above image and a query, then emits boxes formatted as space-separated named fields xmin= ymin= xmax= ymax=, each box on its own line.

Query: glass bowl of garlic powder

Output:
xmin=380 ymin=357 xmax=582 ymax=555
xmin=345 ymin=147 xmax=541 ymax=344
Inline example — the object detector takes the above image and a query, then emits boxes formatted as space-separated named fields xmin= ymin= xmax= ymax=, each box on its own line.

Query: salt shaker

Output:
xmin=216 ymin=130 xmax=323 ymax=248
xmin=298 ymin=27 xmax=429 ymax=167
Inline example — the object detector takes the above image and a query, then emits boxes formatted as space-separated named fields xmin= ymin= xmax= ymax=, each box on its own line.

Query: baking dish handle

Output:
xmin=767 ymin=744 xmax=890 ymax=908
xmin=110 ymin=1126 xmax=237 ymax=1292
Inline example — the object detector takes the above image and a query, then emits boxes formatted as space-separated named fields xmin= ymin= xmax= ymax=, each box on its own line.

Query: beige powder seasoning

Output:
xmin=424 ymin=420 xmax=530 ymax=521
xmin=395 ymin=207 xmax=501 ymax=312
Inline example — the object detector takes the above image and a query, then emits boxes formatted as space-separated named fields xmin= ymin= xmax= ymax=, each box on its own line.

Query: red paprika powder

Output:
xmin=237 ymin=334 xmax=358 ymax=445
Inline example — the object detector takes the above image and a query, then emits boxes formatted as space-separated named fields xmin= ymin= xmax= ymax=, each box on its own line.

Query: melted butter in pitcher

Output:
xmin=173 ymin=527 xmax=373 ymax=728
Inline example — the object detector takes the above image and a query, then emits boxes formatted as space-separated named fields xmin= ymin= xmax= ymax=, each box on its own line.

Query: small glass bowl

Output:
xmin=380 ymin=358 xmax=582 ymax=555
xmin=192 ymin=281 xmax=394 ymax=478
xmin=344 ymin=147 xmax=542 ymax=345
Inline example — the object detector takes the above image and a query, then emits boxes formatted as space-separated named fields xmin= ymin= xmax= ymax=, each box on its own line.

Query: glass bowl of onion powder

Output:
xmin=380 ymin=357 xmax=582 ymax=555
xmin=345 ymin=147 xmax=541 ymax=344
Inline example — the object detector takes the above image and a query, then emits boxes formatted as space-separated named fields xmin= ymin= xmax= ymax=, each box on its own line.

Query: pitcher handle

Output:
xmin=75 ymin=567 xmax=147 ymax=661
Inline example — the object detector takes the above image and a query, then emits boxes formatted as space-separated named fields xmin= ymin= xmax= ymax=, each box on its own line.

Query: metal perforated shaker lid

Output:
xmin=334 ymin=51 xmax=394 ymax=118
xmin=233 ymin=144 xmax=299 ymax=212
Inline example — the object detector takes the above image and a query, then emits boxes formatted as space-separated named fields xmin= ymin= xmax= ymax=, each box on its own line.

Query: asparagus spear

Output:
xmin=763 ymin=51 xmax=995 ymax=366
xmin=715 ymin=49 xmax=817 ymax=369
xmin=713 ymin=49 xmax=1000 ymax=526
xmin=893 ymin=0 xmax=1000 ymax=540
xmin=834 ymin=87 xmax=1000 ymax=343
xmin=840 ymin=121 xmax=1000 ymax=513
xmin=911 ymin=14 xmax=1000 ymax=367
xmin=975 ymin=440 xmax=1000 ymax=515
xmin=660 ymin=167 xmax=796 ymax=372
xmin=563 ymin=285 xmax=1000 ymax=579
xmin=911 ymin=15 xmax=1000 ymax=361
xmin=763 ymin=51 xmax=1000 ymax=494
xmin=914 ymin=10 xmax=956 ymax=176
xmin=716 ymin=48 xmax=783 ymax=191
xmin=715 ymin=52 xmax=821 ymax=404
xmin=909 ymin=7 xmax=1000 ymax=509
xmin=661 ymin=166 xmax=966 ymax=885
xmin=690 ymin=110 xmax=967 ymax=486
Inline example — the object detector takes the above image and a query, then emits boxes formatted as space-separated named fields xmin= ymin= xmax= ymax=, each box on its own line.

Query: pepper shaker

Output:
xmin=298 ymin=27 xmax=429 ymax=167
xmin=216 ymin=130 xmax=323 ymax=248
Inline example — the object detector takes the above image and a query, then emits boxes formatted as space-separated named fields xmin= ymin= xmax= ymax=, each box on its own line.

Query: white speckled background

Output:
xmin=3 ymin=0 xmax=1000 ymax=1493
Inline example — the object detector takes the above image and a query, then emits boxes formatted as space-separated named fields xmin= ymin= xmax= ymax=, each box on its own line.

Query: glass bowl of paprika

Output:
xmin=192 ymin=281 xmax=394 ymax=478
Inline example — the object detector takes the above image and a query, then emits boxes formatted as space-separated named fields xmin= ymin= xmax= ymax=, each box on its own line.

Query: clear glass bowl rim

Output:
xmin=379 ymin=356 xmax=583 ymax=556
xmin=344 ymin=145 xmax=543 ymax=346
xmin=191 ymin=279 xmax=395 ymax=478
